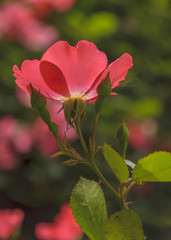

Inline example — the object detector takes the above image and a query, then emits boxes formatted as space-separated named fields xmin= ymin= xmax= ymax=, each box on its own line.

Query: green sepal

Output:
xmin=62 ymin=159 xmax=78 ymax=166
xmin=63 ymin=98 xmax=86 ymax=126
xmin=97 ymin=73 xmax=112 ymax=97
xmin=95 ymin=73 xmax=112 ymax=114
xmin=51 ymin=151 xmax=65 ymax=158
xmin=30 ymin=84 xmax=47 ymax=109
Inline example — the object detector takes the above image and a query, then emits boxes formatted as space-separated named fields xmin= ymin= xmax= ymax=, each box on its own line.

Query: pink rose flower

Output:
xmin=0 ymin=209 xmax=24 ymax=240
xmin=13 ymin=40 xmax=133 ymax=103
xmin=35 ymin=203 xmax=83 ymax=240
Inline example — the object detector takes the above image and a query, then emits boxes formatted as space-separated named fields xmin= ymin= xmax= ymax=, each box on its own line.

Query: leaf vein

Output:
xmin=134 ymin=167 xmax=171 ymax=181
xmin=81 ymin=180 xmax=100 ymax=236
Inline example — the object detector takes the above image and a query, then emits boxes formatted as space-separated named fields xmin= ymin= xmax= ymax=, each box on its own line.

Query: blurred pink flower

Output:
xmin=25 ymin=0 xmax=77 ymax=17
xmin=0 ymin=111 xmax=77 ymax=169
xmin=22 ymin=19 xmax=58 ymax=51
xmin=32 ymin=118 xmax=58 ymax=156
xmin=12 ymin=125 xmax=33 ymax=153
xmin=0 ymin=116 xmax=19 ymax=170
xmin=0 ymin=2 xmax=58 ymax=50
xmin=0 ymin=208 xmax=24 ymax=240
xmin=0 ymin=115 xmax=33 ymax=170
xmin=0 ymin=115 xmax=33 ymax=154
xmin=127 ymin=119 xmax=158 ymax=149
xmin=0 ymin=140 xmax=18 ymax=170
xmin=0 ymin=116 xmax=16 ymax=140
xmin=35 ymin=203 xmax=83 ymax=240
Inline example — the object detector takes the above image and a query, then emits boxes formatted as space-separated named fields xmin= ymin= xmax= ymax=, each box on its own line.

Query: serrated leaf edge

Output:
xmin=132 ymin=151 xmax=171 ymax=182
xmin=70 ymin=177 xmax=107 ymax=240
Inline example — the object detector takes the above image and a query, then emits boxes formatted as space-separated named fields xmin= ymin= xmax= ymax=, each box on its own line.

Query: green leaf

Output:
xmin=103 ymin=144 xmax=129 ymax=183
xmin=70 ymin=177 xmax=108 ymax=240
xmin=104 ymin=210 xmax=144 ymax=240
xmin=132 ymin=151 xmax=171 ymax=183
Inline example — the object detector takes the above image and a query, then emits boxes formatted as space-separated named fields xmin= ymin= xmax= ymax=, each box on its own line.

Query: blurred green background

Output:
xmin=0 ymin=0 xmax=171 ymax=239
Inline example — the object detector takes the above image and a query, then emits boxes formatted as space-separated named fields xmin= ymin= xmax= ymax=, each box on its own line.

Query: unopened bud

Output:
xmin=30 ymin=84 xmax=47 ymax=109
xmin=117 ymin=121 xmax=129 ymax=158
xmin=95 ymin=73 xmax=112 ymax=114
xmin=117 ymin=120 xmax=129 ymax=142
xmin=97 ymin=73 xmax=112 ymax=97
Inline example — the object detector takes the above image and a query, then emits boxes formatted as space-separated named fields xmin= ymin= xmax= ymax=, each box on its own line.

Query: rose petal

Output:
xmin=85 ymin=53 xmax=133 ymax=100
xmin=13 ymin=59 xmax=64 ymax=99
xmin=41 ymin=40 xmax=108 ymax=96
xmin=40 ymin=61 xmax=70 ymax=97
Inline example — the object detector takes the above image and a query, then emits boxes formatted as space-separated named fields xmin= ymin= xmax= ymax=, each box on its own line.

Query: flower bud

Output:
xmin=30 ymin=84 xmax=47 ymax=109
xmin=97 ymin=73 xmax=112 ymax=97
xmin=95 ymin=73 xmax=112 ymax=114
xmin=117 ymin=121 xmax=130 ymax=142
xmin=63 ymin=98 xmax=86 ymax=126
xmin=117 ymin=121 xmax=129 ymax=158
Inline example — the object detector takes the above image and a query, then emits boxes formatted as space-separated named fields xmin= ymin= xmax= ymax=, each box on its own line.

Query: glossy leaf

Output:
xmin=70 ymin=177 xmax=108 ymax=240
xmin=132 ymin=151 xmax=171 ymax=183
xmin=103 ymin=143 xmax=129 ymax=183
xmin=104 ymin=209 xmax=144 ymax=240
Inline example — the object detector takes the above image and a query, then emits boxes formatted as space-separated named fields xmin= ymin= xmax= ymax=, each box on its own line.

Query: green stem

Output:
xmin=125 ymin=181 xmax=136 ymax=199
xmin=91 ymin=113 xmax=99 ymax=153
xmin=90 ymin=157 xmax=120 ymax=204
xmin=75 ymin=120 xmax=89 ymax=157
xmin=119 ymin=181 xmax=136 ymax=209
xmin=75 ymin=119 xmax=120 ymax=205
xmin=120 ymin=186 xmax=128 ymax=209
xmin=39 ymin=108 xmax=66 ymax=152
